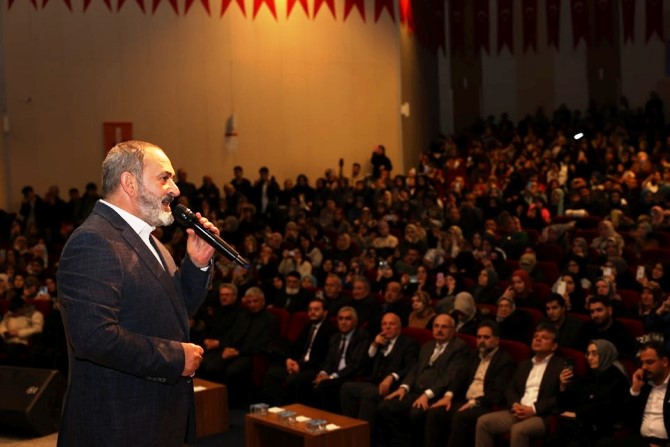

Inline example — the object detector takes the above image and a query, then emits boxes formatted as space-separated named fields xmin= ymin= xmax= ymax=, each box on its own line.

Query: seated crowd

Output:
xmin=1 ymin=98 xmax=670 ymax=445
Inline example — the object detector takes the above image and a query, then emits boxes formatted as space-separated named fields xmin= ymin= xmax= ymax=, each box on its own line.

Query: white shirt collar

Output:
xmin=101 ymin=199 xmax=156 ymax=240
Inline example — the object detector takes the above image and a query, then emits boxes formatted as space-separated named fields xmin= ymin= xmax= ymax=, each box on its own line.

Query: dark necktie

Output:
xmin=337 ymin=335 xmax=347 ymax=370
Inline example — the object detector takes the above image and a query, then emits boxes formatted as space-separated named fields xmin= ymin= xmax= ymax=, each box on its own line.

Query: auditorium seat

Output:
xmin=535 ymin=243 xmax=564 ymax=262
xmin=617 ymin=317 xmax=644 ymax=339
xmin=557 ymin=346 xmax=589 ymax=376
xmin=267 ymin=307 xmax=291 ymax=339
xmin=285 ymin=311 xmax=310 ymax=342
xmin=499 ymin=339 xmax=532 ymax=364
xmin=401 ymin=327 xmax=433 ymax=346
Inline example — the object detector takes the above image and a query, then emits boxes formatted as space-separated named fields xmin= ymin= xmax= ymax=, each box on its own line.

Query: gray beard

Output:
xmin=137 ymin=185 xmax=174 ymax=227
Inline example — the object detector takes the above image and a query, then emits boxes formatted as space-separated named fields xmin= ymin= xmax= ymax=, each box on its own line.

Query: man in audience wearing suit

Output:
xmin=199 ymin=287 xmax=278 ymax=393
xmin=424 ymin=320 xmax=516 ymax=447
xmin=340 ymin=312 xmax=419 ymax=433
xmin=322 ymin=273 xmax=350 ymax=316
xmin=198 ymin=282 xmax=242 ymax=352
xmin=312 ymin=306 xmax=370 ymax=412
xmin=262 ymin=297 xmax=334 ymax=405
xmin=605 ymin=338 xmax=670 ymax=447
xmin=475 ymin=323 xmax=564 ymax=447
xmin=273 ymin=270 xmax=312 ymax=313
xmin=380 ymin=281 xmax=412 ymax=326
xmin=377 ymin=313 xmax=469 ymax=447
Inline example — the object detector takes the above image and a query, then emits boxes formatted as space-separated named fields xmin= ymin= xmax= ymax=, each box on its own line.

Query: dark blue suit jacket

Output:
xmin=57 ymin=201 xmax=211 ymax=447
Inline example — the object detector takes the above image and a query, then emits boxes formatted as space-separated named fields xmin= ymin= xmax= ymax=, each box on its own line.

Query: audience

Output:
xmin=1 ymin=96 xmax=670 ymax=445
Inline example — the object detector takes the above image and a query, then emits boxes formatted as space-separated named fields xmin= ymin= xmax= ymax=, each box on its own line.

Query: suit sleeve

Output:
xmin=334 ymin=331 xmax=371 ymax=379
xmin=478 ymin=352 xmax=516 ymax=408
xmin=58 ymin=231 xmax=185 ymax=384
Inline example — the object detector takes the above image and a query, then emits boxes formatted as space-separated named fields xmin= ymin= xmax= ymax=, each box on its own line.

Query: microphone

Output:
xmin=171 ymin=204 xmax=250 ymax=270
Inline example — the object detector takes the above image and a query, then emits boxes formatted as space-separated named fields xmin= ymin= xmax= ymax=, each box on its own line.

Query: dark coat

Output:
xmin=368 ymin=334 xmax=419 ymax=385
xmin=57 ymin=202 xmax=211 ymax=447
xmin=506 ymin=355 xmax=564 ymax=425
xmin=291 ymin=320 xmax=336 ymax=371
xmin=450 ymin=348 xmax=516 ymax=408
xmin=403 ymin=337 xmax=469 ymax=396
xmin=320 ymin=328 xmax=370 ymax=379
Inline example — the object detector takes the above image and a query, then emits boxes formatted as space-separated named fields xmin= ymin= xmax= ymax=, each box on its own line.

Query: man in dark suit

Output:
xmin=425 ymin=320 xmax=516 ymax=447
xmin=199 ymin=287 xmax=278 ymax=389
xmin=604 ymin=339 xmax=670 ymax=447
xmin=475 ymin=323 xmax=564 ymax=447
xmin=377 ymin=313 xmax=469 ymax=447
xmin=57 ymin=141 xmax=216 ymax=447
xmin=340 ymin=312 xmax=418 ymax=429
xmin=313 ymin=306 xmax=370 ymax=412
xmin=262 ymin=297 xmax=335 ymax=405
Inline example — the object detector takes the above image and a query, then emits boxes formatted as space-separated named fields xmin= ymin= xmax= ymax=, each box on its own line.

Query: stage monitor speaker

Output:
xmin=0 ymin=366 xmax=65 ymax=436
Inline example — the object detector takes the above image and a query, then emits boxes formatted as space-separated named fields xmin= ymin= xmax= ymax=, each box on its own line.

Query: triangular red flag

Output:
xmin=433 ymin=0 xmax=446 ymax=55
xmin=473 ymin=0 xmax=489 ymax=54
xmin=449 ymin=0 xmax=465 ymax=54
xmin=253 ymin=0 xmax=276 ymax=19
xmin=570 ymin=0 xmax=589 ymax=48
xmin=117 ymin=0 xmax=126 ymax=11
xmin=594 ymin=0 xmax=613 ymax=45
xmin=102 ymin=0 xmax=112 ymax=11
xmin=8 ymin=0 xmax=16 ymax=9
xmin=344 ymin=0 xmax=365 ymax=22
xmin=621 ymin=0 xmax=635 ymax=44
xmin=646 ymin=0 xmax=663 ymax=43
xmin=42 ymin=0 xmax=49 ymax=7
xmin=136 ymin=0 xmax=145 ymax=13
xmin=399 ymin=0 xmax=413 ymax=32
xmin=168 ymin=0 xmax=178 ymax=14
xmin=546 ymin=0 xmax=560 ymax=50
xmin=152 ymin=0 xmax=160 ymax=13
xmin=220 ymin=0 xmax=245 ymax=17
xmin=498 ymin=0 xmax=514 ymax=54
xmin=287 ymin=0 xmax=308 ymax=18
xmin=313 ymin=0 xmax=335 ymax=19
xmin=521 ymin=0 xmax=537 ymax=52
xmin=185 ymin=0 xmax=210 ymax=15
xmin=374 ymin=0 xmax=394 ymax=22
xmin=83 ymin=0 xmax=93 ymax=11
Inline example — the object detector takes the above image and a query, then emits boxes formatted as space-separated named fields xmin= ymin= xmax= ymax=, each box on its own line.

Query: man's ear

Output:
xmin=120 ymin=172 xmax=138 ymax=197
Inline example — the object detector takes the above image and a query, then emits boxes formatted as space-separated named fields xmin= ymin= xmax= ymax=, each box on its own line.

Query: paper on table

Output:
xmin=295 ymin=416 xmax=311 ymax=422
xmin=268 ymin=407 xmax=285 ymax=414
xmin=193 ymin=386 xmax=207 ymax=392
xmin=325 ymin=424 xmax=340 ymax=431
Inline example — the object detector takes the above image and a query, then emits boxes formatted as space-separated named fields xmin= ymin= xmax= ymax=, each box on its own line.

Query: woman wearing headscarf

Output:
xmin=472 ymin=267 xmax=500 ymax=305
xmin=552 ymin=272 xmax=587 ymax=314
xmin=434 ymin=272 xmax=465 ymax=313
xmin=494 ymin=295 xmax=531 ymax=344
xmin=591 ymin=220 xmax=625 ymax=257
xmin=506 ymin=269 xmax=543 ymax=310
xmin=450 ymin=291 xmax=479 ymax=336
xmin=545 ymin=339 xmax=629 ymax=447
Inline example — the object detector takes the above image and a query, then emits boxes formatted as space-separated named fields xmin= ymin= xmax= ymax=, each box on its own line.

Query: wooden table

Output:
xmin=245 ymin=403 xmax=369 ymax=447
xmin=193 ymin=378 xmax=228 ymax=438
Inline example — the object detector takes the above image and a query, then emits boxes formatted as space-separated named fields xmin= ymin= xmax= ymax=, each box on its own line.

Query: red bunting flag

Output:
xmin=449 ymin=0 xmax=465 ymax=54
xmin=344 ymin=0 xmax=365 ymax=22
xmin=102 ymin=0 xmax=112 ymax=10
xmin=498 ymin=0 xmax=514 ymax=54
xmin=287 ymin=0 xmax=308 ymax=18
xmin=185 ymin=0 xmax=211 ymax=15
xmin=521 ymin=0 xmax=537 ymax=52
xmin=8 ymin=0 xmax=16 ymax=9
xmin=546 ymin=0 xmax=560 ymax=49
xmin=42 ymin=0 xmax=72 ymax=9
xmin=220 ymin=0 xmax=245 ymax=17
xmin=473 ymin=0 xmax=490 ymax=54
xmin=374 ymin=0 xmax=394 ymax=22
xmin=151 ymin=0 xmax=175 ymax=13
xmin=252 ymin=0 xmax=276 ymax=19
xmin=570 ymin=0 xmax=589 ymax=48
xmin=594 ymin=0 xmax=613 ymax=44
xmin=399 ymin=0 xmax=413 ymax=31
xmin=136 ymin=0 xmax=145 ymax=13
xmin=433 ymin=0 xmax=446 ymax=55
xmin=621 ymin=0 xmax=635 ymax=44
xmin=646 ymin=0 xmax=663 ymax=42
xmin=313 ymin=0 xmax=335 ymax=19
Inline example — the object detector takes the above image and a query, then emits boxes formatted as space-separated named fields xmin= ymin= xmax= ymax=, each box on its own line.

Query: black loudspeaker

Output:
xmin=0 ymin=366 xmax=65 ymax=436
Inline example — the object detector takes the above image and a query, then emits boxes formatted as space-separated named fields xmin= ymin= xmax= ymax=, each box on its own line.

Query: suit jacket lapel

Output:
xmin=94 ymin=202 xmax=189 ymax=335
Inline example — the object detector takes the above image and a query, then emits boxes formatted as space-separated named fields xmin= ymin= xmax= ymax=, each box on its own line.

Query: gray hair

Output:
xmin=338 ymin=306 xmax=358 ymax=324
xmin=101 ymin=140 xmax=159 ymax=197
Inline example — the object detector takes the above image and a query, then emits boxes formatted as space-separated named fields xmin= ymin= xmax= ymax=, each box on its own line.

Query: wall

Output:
xmin=0 ymin=0 xmax=405 ymax=211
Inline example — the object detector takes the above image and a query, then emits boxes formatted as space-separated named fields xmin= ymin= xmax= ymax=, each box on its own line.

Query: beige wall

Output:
xmin=1 ymin=0 xmax=405 ymax=212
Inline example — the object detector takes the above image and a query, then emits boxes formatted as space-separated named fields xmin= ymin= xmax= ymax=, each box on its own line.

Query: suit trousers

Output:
xmin=475 ymin=410 xmax=546 ymax=447
xmin=377 ymin=392 xmax=430 ymax=447
xmin=425 ymin=402 xmax=490 ymax=447
xmin=340 ymin=381 xmax=382 ymax=422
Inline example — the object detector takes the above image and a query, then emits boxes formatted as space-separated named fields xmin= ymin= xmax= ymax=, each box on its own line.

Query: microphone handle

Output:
xmin=189 ymin=223 xmax=250 ymax=270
